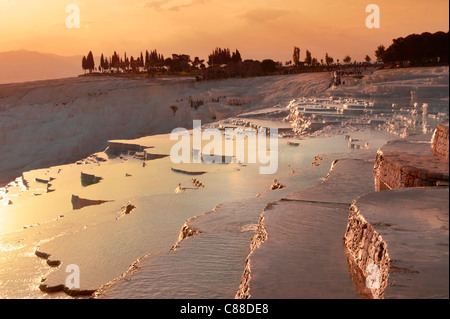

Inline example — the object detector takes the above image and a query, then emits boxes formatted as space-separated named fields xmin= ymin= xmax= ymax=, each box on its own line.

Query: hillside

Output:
xmin=0 ymin=50 xmax=82 ymax=84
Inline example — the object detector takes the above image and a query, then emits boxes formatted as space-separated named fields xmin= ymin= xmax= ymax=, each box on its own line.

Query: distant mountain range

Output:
xmin=0 ymin=50 xmax=83 ymax=84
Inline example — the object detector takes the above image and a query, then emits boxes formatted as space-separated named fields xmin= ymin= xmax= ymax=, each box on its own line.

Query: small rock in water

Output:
xmin=122 ymin=203 xmax=135 ymax=215
xmin=287 ymin=141 xmax=301 ymax=147
xmin=116 ymin=202 xmax=136 ymax=219
xmin=310 ymin=155 xmax=323 ymax=166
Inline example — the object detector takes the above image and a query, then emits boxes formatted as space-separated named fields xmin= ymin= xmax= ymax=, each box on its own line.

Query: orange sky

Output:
xmin=0 ymin=0 xmax=448 ymax=62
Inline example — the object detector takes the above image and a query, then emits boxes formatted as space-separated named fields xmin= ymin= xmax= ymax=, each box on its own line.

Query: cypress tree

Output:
xmin=86 ymin=51 xmax=95 ymax=73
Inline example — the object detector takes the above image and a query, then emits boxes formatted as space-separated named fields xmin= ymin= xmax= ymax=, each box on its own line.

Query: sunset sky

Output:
xmin=0 ymin=0 xmax=448 ymax=62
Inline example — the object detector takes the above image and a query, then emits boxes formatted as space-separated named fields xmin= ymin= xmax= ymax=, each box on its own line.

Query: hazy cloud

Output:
xmin=143 ymin=0 xmax=210 ymax=12
xmin=241 ymin=8 xmax=289 ymax=24
xmin=143 ymin=0 xmax=166 ymax=10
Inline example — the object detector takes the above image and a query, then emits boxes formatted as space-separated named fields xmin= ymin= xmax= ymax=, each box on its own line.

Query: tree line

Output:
xmin=291 ymin=47 xmax=373 ymax=68
xmin=207 ymin=48 xmax=242 ymax=65
xmin=81 ymin=48 xmax=242 ymax=75
xmin=375 ymin=31 xmax=449 ymax=66
xmin=81 ymin=31 xmax=449 ymax=78
xmin=83 ymin=49 xmax=169 ymax=74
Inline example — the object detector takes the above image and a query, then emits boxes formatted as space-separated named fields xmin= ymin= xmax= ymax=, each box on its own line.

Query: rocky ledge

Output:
xmin=236 ymin=155 xmax=377 ymax=299
xmin=345 ymin=121 xmax=449 ymax=298
xmin=344 ymin=187 xmax=449 ymax=299
xmin=238 ymin=121 xmax=449 ymax=299
xmin=105 ymin=141 xmax=150 ymax=157
xmin=432 ymin=120 xmax=449 ymax=159
xmin=374 ymin=129 xmax=449 ymax=190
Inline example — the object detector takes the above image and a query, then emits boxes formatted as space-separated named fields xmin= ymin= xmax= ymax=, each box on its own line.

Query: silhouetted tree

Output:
xmin=100 ymin=54 xmax=104 ymax=70
xmin=145 ymin=50 xmax=150 ymax=67
xmin=123 ymin=52 xmax=130 ymax=72
xmin=293 ymin=47 xmax=301 ymax=67
xmin=103 ymin=57 xmax=110 ymax=72
xmin=343 ymin=55 xmax=351 ymax=65
xmin=261 ymin=59 xmax=278 ymax=74
xmin=231 ymin=49 xmax=242 ymax=63
xmin=375 ymin=45 xmax=386 ymax=62
xmin=86 ymin=51 xmax=95 ymax=73
xmin=381 ymin=31 xmax=449 ymax=66
xmin=192 ymin=56 xmax=205 ymax=70
xmin=110 ymin=51 xmax=120 ymax=72
xmin=148 ymin=49 xmax=164 ymax=67
xmin=325 ymin=53 xmax=333 ymax=66
xmin=304 ymin=50 xmax=312 ymax=66
xmin=100 ymin=53 xmax=111 ymax=72
xmin=166 ymin=54 xmax=191 ymax=72
xmin=208 ymin=48 xmax=240 ymax=66
xmin=81 ymin=56 xmax=87 ymax=74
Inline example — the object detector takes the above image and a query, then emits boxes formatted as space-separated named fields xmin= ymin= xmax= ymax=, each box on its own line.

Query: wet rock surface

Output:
xmin=346 ymin=126 xmax=448 ymax=298
xmin=106 ymin=141 xmax=150 ymax=157
xmin=238 ymin=138 xmax=449 ymax=299
xmin=345 ymin=187 xmax=449 ymax=299
xmin=237 ymin=156 xmax=377 ymax=298
xmin=81 ymin=172 xmax=103 ymax=187
xmin=71 ymin=195 xmax=111 ymax=210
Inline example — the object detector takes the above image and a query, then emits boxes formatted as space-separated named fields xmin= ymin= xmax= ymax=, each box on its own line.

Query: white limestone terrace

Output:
xmin=236 ymin=154 xmax=448 ymax=299
xmin=0 ymin=72 xmax=332 ymax=187
xmin=374 ymin=133 xmax=449 ymax=190
xmin=235 ymin=154 xmax=378 ymax=299
xmin=331 ymin=66 xmax=449 ymax=102
xmin=237 ymin=120 xmax=449 ymax=299
xmin=345 ymin=187 xmax=448 ymax=299
xmin=2 ymin=121 xmax=392 ymax=298
xmin=94 ymin=156 xmax=338 ymax=299
xmin=0 ymin=66 xmax=448 ymax=299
